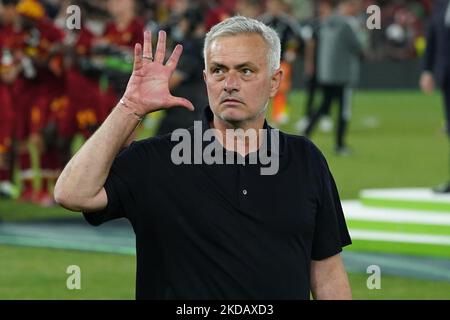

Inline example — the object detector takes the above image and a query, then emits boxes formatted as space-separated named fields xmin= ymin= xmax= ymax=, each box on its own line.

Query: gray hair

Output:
xmin=203 ymin=16 xmax=281 ymax=75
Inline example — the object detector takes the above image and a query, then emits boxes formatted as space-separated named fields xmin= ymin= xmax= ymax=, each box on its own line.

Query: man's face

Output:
xmin=266 ymin=0 xmax=284 ymax=16
xmin=343 ymin=0 xmax=362 ymax=17
xmin=204 ymin=34 xmax=281 ymax=126
xmin=1 ymin=5 xmax=18 ymax=25
xmin=318 ymin=1 xmax=332 ymax=19
xmin=107 ymin=0 xmax=134 ymax=18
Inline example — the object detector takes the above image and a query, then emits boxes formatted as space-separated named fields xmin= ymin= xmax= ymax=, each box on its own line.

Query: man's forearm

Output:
xmin=310 ymin=254 xmax=352 ymax=300
xmin=54 ymin=103 xmax=141 ymax=210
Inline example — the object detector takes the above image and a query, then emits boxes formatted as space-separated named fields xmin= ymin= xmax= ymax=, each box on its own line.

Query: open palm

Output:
xmin=122 ymin=30 xmax=194 ymax=115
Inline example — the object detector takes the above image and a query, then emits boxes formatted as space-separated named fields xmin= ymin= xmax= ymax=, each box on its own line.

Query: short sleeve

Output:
xmin=82 ymin=141 xmax=146 ymax=226
xmin=82 ymin=169 xmax=127 ymax=226
xmin=310 ymin=147 xmax=352 ymax=260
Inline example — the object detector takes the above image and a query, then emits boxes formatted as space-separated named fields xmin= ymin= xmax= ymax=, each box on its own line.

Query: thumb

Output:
xmin=167 ymin=96 xmax=195 ymax=111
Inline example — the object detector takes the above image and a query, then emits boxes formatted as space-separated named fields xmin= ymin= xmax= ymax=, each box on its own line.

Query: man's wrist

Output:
xmin=118 ymin=97 xmax=145 ymax=121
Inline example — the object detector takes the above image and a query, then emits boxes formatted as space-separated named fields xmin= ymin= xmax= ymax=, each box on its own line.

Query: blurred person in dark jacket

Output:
xmin=303 ymin=0 xmax=364 ymax=156
xmin=420 ymin=0 xmax=450 ymax=192
xmin=295 ymin=0 xmax=334 ymax=133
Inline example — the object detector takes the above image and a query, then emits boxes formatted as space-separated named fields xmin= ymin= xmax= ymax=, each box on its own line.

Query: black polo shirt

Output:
xmin=83 ymin=107 xmax=351 ymax=300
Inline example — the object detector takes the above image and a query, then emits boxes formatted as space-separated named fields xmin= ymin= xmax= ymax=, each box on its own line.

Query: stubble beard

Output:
xmin=216 ymin=101 xmax=269 ymax=128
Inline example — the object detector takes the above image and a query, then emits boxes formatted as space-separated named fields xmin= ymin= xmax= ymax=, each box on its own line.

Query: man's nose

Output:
xmin=224 ymin=71 xmax=240 ymax=93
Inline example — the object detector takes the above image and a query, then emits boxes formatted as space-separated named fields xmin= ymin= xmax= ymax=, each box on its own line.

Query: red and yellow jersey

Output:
xmin=21 ymin=20 xmax=65 ymax=134
xmin=0 ymin=24 xmax=27 ymax=73
xmin=14 ymin=0 xmax=64 ymax=73
xmin=33 ymin=19 xmax=64 ymax=76
xmin=74 ymin=27 xmax=95 ymax=57
xmin=59 ymin=67 xmax=101 ymax=138
xmin=0 ymin=24 xmax=26 ymax=50
xmin=103 ymin=18 xmax=144 ymax=48
xmin=0 ymin=83 xmax=14 ymax=153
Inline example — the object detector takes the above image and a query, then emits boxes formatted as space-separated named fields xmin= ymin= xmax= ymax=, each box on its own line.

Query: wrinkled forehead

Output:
xmin=205 ymin=33 xmax=269 ymax=67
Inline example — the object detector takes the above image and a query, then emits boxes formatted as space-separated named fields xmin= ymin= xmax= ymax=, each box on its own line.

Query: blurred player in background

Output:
xmin=259 ymin=0 xmax=303 ymax=125
xmin=295 ymin=0 xmax=334 ymax=133
xmin=235 ymin=0 xmax=262 ymax=19
xmin=12 ymin=0 xmax=65 ymax=205
xmin=97 ymin=0 xmax=144 ymax=115
xmin=0 ymin=0 xmax=20 ymax=198
xmin=303 ymin=0 xmax=364 ymax=156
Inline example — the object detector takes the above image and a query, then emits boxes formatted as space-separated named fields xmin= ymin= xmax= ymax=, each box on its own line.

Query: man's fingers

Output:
xmin=154 ymin=30 xmax=166 ymax=64
xmin=167 ymin=96 xmax=195 ymax=111
xmin=166 ymin=44 xmax=183 ymax=69
xmin=133 ymin=43 xmax=143 ymax=70
xmin=142 ymin=30 xmax=152 ymax=59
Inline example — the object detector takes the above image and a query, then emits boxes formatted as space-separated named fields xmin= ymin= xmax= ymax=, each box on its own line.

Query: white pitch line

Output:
xmin=349 ymin=229 xmax=450 ymax=245
xmin=341 ymin=201 xmax=450 ymax=225
xmin=360 ymin=188 xmax=450 ymax=203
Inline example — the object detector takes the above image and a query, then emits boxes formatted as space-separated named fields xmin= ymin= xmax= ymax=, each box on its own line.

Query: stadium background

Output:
xmin=0 ymin=0 xmax=449 ymax=299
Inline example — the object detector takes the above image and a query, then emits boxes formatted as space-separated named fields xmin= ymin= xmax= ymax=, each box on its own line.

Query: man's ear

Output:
xmin=203 ymin=69 xmax=207 ymax=82
xmin=269 ymin=68 xmax=283 ymax=98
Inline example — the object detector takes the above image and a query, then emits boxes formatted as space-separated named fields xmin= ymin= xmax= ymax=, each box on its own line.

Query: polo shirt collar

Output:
xmin=200 ymin=106 xmax=285 ymax=157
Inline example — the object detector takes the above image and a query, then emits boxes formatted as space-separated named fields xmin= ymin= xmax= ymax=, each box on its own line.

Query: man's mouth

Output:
xmin=221 ymin=98 xmax=243 ymax=105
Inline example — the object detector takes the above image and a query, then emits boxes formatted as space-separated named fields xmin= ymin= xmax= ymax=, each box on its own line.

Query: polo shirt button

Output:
xmin=242 ymin=189 xmax=248 ymax=195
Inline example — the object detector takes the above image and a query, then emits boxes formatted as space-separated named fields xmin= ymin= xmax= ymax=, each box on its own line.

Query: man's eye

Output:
xmin=242 ymin=68 xmax=253 ymax=75
xmin=213 ymin=68 xmax=223 ymax=75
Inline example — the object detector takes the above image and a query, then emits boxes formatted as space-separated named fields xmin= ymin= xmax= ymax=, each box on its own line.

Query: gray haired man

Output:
xmin=55 ymin=16 xmax=352 ymax=300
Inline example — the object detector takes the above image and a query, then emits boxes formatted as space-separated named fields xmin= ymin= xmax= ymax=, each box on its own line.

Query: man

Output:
xmin=102 ymin=0 xmax=144 ymax=50
xmin=10 ymin=0 xmax=65 ymax=205
xmin=55 ymin=16 xmax=352 ymax=300
xmin=0 ymin=0 xmax=20 ymax=198
xmin=0 ymin=53 xmax=15 ymax=198
xmin=295 ymin=0 xmax=334 ymax=133
xmin=303 ymin=0 xmax=363 ymax=156
xmin=420 ymin=0 xmax=450 ymax=193
xmin=235 ymin=0 xmax=262 ymax=19
xmin=259 ymin=0 xmax=303 ymax=125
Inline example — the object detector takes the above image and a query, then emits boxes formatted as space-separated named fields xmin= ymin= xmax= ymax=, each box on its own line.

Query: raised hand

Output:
xmin=121 ymin=30 xmax=194 ymax=116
